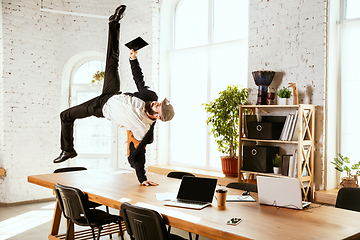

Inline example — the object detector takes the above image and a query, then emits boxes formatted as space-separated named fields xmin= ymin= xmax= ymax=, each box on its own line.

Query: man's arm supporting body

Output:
xmin=127 ymin=127 xmax=158 ymax=186
xmin=126 ymin=55 xmax=158 ymax=185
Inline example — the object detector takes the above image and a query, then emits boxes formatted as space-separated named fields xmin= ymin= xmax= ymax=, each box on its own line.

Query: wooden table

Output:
xmin=28 ymin=168 xmax=360 ymax=240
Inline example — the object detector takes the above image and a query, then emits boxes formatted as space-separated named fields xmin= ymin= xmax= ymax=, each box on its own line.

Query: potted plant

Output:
xmin=91 ymin=71 xmax=105 ymax=85
xmin=331 ymin=153 xmax=360 ymax=188
xmin=277 ymin=86 xmax=292 ymax=105
xmin=203 ymin=85 xmax=248 ymax=176
xmin=272 ymin=154 xmax=281 ymax=174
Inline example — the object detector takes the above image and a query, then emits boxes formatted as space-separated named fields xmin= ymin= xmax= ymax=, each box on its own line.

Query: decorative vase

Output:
xmin=252 ymin=70 xmax=276 ymax=105
xmin=273 ymin=167 xmax=280 ymax=174
xmin=278 ymin=97 xmax=290 ymax=105
xmin=220 ymin=157 xmax=238 ymax=177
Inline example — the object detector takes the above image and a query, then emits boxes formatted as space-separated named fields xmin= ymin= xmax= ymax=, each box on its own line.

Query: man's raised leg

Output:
xmin=53 ymin=5 xmax=126 ymax=164
xmin=102 ymin=5 xmax=126 ymax=94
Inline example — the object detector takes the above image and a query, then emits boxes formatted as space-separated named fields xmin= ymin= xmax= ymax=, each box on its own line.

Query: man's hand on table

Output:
xmin=141 ymin=180 xmax=159 ymax=186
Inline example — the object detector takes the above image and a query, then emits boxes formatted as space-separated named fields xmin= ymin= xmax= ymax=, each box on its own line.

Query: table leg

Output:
xmin=50 ymin=199 xmax=61 ymax=236
xmin=118 ymin=208 xmax=124 ymax=237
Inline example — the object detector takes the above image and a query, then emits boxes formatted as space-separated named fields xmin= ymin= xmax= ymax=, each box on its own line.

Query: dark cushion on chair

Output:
xmin=54 ymin=183 xmax=124 ymax=240
xmin=335 ymin=187 xmax=360 ymax=212
xmin=121 ymin=202 xmax=186 ymax=240
xmin=72 ymin=209 xmax=122 ymax=228
xmin=167 ymin=171 xmax=195 ymax=179
xmin=54 ymin=167 xmax=87 ymax=173
xmin=54 ymin=167 xmax=102 ymax=209
xmin=226 ymin=182 xmax=258 ymax=193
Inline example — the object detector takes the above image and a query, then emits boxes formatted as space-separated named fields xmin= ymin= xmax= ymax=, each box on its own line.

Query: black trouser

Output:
xmin=60 ymin=22 xmax=121 ymax=151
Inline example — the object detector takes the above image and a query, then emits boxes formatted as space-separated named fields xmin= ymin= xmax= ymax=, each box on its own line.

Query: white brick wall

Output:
xmin=0 ymin=0 xmax=328 ymax=203
xmin=248 ymin=0 xmax=327 ymax=190
xmin=0 ymin=0 xmax=160 ymax=203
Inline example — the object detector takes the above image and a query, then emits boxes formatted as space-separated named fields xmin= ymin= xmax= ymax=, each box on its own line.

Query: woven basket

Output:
xmin=340 ymin=175 xmax=359 ymax=188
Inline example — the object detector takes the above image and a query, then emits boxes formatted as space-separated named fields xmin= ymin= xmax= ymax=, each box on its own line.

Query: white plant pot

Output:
xmin=273 ymin=167 xmax=280 ymax=174
xmin=278 ymin=98 xmax=290 ymax=105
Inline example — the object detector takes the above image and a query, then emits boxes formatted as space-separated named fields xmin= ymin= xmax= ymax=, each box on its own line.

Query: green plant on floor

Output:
xmin=203 ymin=85 xmax=248 ymax=158
xmin=277 ymin=86 xmax=292 ymax=98
xmin=272 ymin=154 xmax=281 ymax=167
xmin=331 ymin=153 xmax=360 ymax=177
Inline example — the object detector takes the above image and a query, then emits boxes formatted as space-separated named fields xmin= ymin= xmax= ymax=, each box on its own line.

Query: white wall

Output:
xmin=0 ymin=0 xmax=160 ymax=204
xmin=0 ymin=0 xmax=332 ymax=203
xmin=247 ymin=0 xmax=327 ymax=190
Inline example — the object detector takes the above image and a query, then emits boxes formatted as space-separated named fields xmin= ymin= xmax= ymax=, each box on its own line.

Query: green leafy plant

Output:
xmin=272 ymin=154 xmax=281 ymax=167
xmin=331 ymin=153 xmax=360 ymax=177
xmin=277 ymin=86 xmax=292 ymax=98
xmin=91 ymin=71 xmax=105 ymax=84
xmin=203 ymin=85 xmax=248 ymax=158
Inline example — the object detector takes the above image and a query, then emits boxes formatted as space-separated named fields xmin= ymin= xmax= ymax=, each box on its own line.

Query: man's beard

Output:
xmin=145 ymin=101 xmax=157 ymax=116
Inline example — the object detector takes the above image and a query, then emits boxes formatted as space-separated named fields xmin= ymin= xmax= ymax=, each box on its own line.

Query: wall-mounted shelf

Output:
xmin=238 ymin=104 xmax=315 ymax=201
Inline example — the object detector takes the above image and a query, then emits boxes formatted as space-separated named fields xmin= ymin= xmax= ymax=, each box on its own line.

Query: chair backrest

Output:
xmin=335 ymin=187 xmax=360 ymax=212
xmin=121 ymin=202 xmax=170 ymax=240
xmin=226 ymin=182 xmax=258 ymax=193
xmin=54 ymin=167 xmax=87 ymax=173
xmin=167 ymin=171 xmax=195 ymax=179
xmin=54 ymin=183 xmax=89 ymax=223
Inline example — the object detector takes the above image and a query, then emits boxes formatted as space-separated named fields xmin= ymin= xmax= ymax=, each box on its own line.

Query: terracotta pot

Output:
xmin=221 ymin=157 xmax=238 ymax=177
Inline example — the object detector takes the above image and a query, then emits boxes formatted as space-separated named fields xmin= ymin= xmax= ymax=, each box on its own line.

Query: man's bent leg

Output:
xmin=59 ymin=97 xmax=99 ymax=151
xmin=54 ymin=97 xmax=101 ymax=163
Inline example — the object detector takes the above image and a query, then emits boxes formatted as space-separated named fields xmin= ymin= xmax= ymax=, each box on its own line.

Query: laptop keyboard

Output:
xmin=174 ymin=199 xmax=207 ymax=206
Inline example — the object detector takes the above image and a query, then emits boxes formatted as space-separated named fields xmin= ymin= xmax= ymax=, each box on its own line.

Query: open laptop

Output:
xmin=164 ymin=176 xmax=218 ymax=210
xmin=257 ymin=176 xmax=311 ymax=210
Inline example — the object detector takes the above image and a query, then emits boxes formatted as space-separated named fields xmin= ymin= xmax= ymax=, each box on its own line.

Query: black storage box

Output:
xmin=242 ymin=146 xmax=279 ymax=173
xmin=247 ymin=122 xmax=284 ymax=140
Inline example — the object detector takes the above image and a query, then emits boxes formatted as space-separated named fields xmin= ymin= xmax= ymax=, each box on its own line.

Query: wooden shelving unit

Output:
xmin=238 ymin=104 xmax=315 ymax=201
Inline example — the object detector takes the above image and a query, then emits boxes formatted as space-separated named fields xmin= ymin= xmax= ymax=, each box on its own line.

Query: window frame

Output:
xmin=159 ymin=0 xmax=249 ymax=170
xmin=64 ymin=56 xmax=118 ymax=167
xmin=326 ymin=0 xmax=360 ymax=189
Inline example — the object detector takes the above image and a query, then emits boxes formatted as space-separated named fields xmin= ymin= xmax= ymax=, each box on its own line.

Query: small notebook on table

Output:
xmin=226 ymin=195 xmax=255 ymax=202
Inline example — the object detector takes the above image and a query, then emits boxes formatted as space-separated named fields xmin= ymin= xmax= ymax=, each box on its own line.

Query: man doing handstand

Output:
xmin=53 ymin=5 xmax=174 ymax=186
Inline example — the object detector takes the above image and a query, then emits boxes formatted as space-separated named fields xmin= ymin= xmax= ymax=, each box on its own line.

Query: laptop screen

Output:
xmin=176 ymin=176 xmax=218 ymax=203
xmin=257 ymin=176 xmax=304 ymax=209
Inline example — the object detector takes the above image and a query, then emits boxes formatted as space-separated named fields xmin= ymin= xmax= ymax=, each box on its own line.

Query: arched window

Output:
xmin=161 ymin=0 xmax=249 ymax=170
xmin=70 ymin=60 xmax=116 ymax=169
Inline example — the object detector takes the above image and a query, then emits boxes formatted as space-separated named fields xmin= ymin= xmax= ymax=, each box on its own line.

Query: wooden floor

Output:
xmin=148 ymin=165 xmax=339 ymax=205
xmin=1 ymin=201 xmax=209 ymax=240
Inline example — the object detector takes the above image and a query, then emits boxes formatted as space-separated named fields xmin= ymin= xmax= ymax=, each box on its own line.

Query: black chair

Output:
xmin=54 ymin=183 xmax=124 ymax=240
xmin=54 ymin=167 xmax=109 ymax=212
xmin=167 ymin=172 xmax=198 ymax=240
xmin=335 ymin=187 xmax=360 ymax=212
xmin=167 ymin=171 xmax=195 ymax=179
xmin=226 ymin=182 xmax=258 ymax=193
xmin=121 ymin=202 xmax=187 ymax=240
